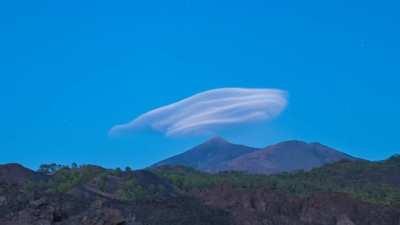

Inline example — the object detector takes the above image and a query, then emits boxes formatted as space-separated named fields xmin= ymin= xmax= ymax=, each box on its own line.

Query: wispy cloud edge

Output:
xmin=109 ymin=87 xmax=288 ymax=137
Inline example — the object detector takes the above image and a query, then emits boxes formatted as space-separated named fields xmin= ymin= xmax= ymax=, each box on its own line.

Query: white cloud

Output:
xmin=109 ymin=88 xmax=288 ymax=137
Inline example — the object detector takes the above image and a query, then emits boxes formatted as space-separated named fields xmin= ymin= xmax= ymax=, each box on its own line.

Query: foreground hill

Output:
xmin=0 ymin=155 xmax=400 ymax=225
xmin=0 ymin=164 xmax=231 ymax=225
xmin=153 ymin=138 xmax=359 ymax=174
xmin=0 ymin=163 xmax=46 ymax=185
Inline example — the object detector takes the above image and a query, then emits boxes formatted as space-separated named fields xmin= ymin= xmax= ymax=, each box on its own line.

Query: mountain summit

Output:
xmin=152 ymin=136 xmax=258 ymax=172
xmin=223 ymin=140 xmax=358 ymax=174
xmin=153 ymin=139 xmax=359 ymax=174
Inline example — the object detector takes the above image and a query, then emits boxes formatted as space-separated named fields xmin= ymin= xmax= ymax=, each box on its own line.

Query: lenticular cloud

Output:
xmin=109 ymin=88 xmax=288 ymax=137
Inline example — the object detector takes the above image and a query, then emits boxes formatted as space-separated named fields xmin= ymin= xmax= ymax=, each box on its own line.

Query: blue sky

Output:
xmin=1 ymin=0 xmax=399 ymax=169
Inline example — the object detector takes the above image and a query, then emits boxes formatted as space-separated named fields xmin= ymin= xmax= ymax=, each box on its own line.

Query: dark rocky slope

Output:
xmin=191 ymin=184 xmax=400 ymax=225
xmin=0 ymin=163 xmax=46 ymax=185
xmin=0 ymin=155 xmax=399 ymax=225
xmin=0 ymin=165 xmax=231 ymax=225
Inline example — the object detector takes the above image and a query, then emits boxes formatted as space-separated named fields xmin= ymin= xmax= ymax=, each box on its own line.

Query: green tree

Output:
xmin=38 ymin=163 xmax=64 ymax=174
xmin=71 ymin=162 xmax=78 ymax=169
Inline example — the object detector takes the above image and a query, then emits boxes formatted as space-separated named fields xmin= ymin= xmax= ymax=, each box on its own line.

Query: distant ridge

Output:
xmin=153 ymin=138 xmax=360 ymax=174
xmin=224 ymin=140 xmax=359 ymax=174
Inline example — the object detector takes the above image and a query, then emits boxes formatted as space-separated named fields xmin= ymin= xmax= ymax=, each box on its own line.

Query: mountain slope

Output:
xmin=153 ymin=139 xmax=359 ymax=174
xmin=225 ymin=140 xmax=358 ymax=174
xmin=154 ymin=155 xmax=400 ymax=207
xmin=154 ymin=156 xmax=400 ymax=225
xmin=0 ymin=165 xmax=232 ymax=225
xmin=1 ymin=156 xmax=400 ymax=225
xmin=152 ymin=136 xmax=258 ymax=172
xmin=0 ymin=163 xmax=46 ymax=185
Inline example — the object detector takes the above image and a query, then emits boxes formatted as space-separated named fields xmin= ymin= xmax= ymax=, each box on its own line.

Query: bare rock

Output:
xmin=336 ymin=215 xmax=355 ymax=225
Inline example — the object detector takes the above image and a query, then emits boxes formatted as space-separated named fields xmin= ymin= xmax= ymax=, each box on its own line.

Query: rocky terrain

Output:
xmin=191 ymin=185 xmax=399 ymax=225
xmin=0 ymin=154 xmax=399 ymax=225
xmin=0 ymin=164 xmax=231 ymax=225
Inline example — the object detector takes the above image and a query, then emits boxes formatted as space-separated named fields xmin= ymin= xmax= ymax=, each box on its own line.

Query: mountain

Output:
xmin=153 ymin=139 xmax=359 ymax=174
xmin=224 ymin=140 xmax=358 ymax=174
xmin=152 ymin=136 xmax=258 ymax=172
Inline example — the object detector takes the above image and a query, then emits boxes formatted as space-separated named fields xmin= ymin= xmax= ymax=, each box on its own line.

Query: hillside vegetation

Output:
xmin=1 ymin=155 xmax=399 ymax=225
xmin=154 ymin=155 xmax=400 ymax=206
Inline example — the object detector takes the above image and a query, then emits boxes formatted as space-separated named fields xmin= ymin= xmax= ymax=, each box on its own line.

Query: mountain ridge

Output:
xmin=153 ymin=138 xmax=360 ymax=174
xmin=152 ymin=136 xmax=259 ymax=172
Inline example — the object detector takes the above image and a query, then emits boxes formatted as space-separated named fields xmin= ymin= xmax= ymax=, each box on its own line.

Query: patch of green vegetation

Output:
xmin=116 ymin=174 xmax=171 ymax=201
xmin=117 ymin=178 xmax=149 ymax=200
xmin=22 ymin=156 xmax=400 ymax=207
xmin=37 ymin=163 xmax=66 ymax=175
xmin=27 ymin=164 xmax=107 ymax=193
xmin=51 ymin=165 xmax=107 ymax=193
xmin=154 ymin=158 xmax=400 ymax=207
xmin=28 ymin=164 xmax=168 ymax=201
xmin=153 ymin=167 xmax=222 ymax=191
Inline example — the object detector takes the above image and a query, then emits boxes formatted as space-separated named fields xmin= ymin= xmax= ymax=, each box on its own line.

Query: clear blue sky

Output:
xmin=1 ymin=0 xmax=399 ymax=169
